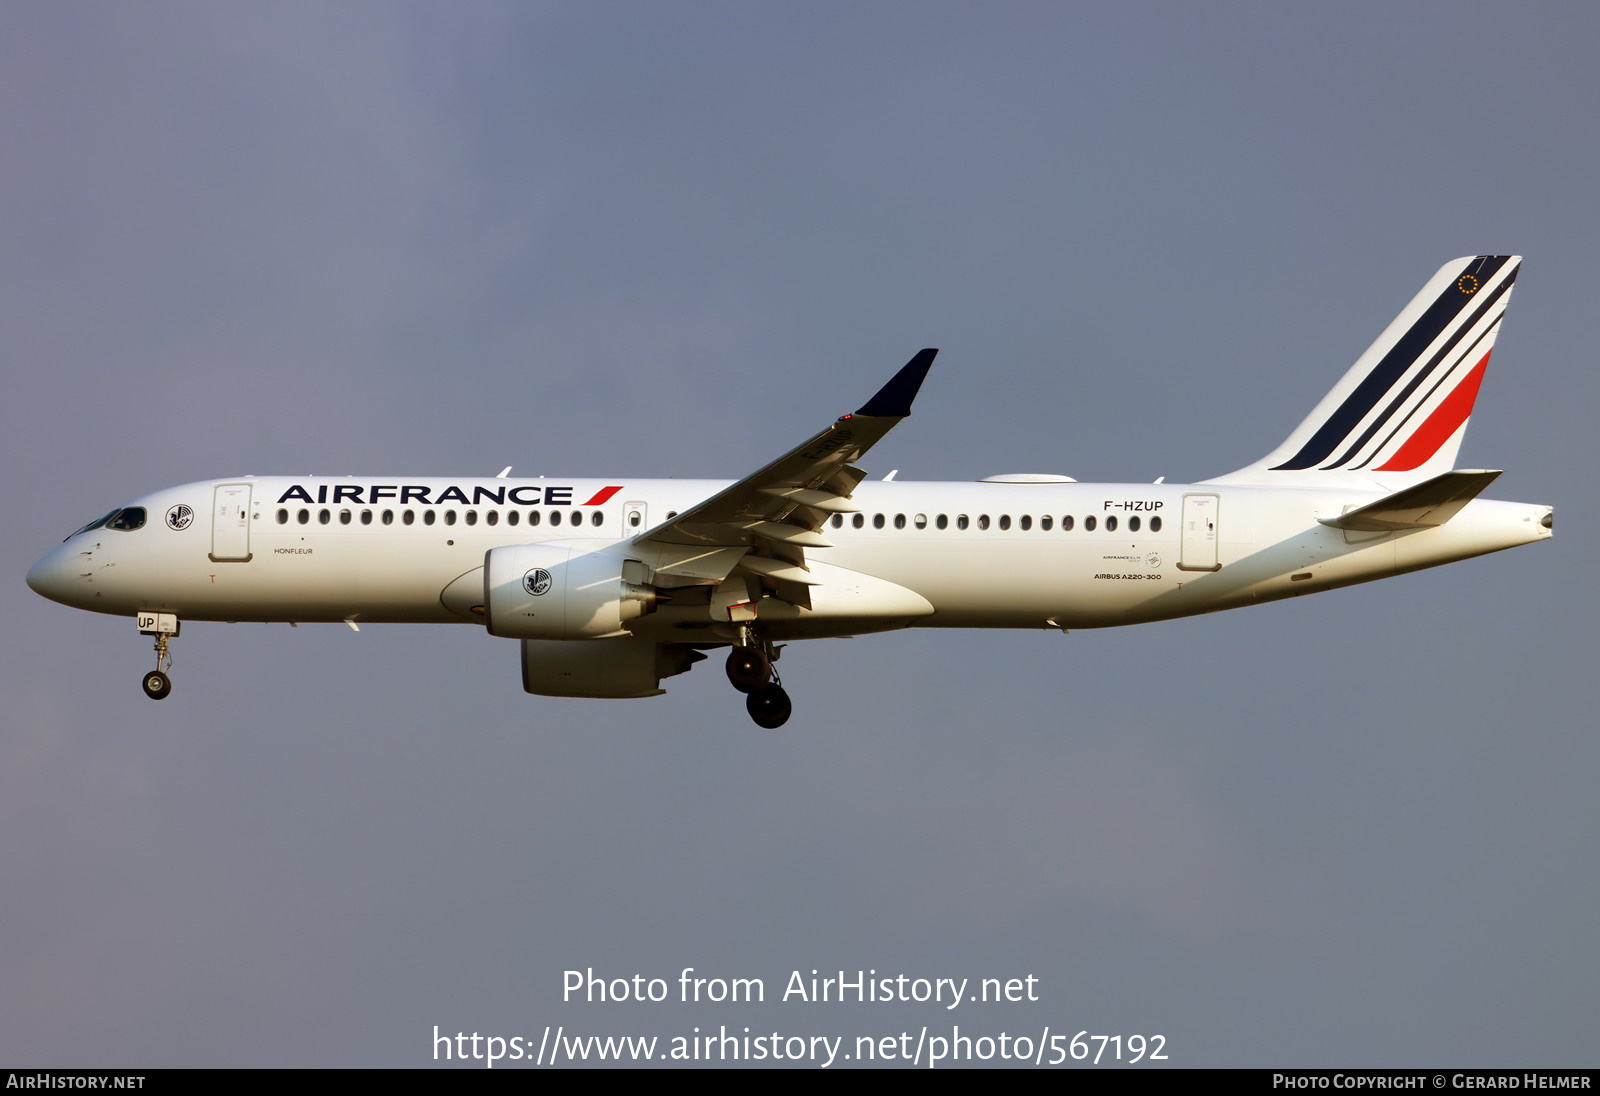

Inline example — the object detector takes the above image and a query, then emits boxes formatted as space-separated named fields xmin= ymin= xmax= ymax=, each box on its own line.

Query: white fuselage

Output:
xmin=27 ymin=475 xmax=1552 ymax=640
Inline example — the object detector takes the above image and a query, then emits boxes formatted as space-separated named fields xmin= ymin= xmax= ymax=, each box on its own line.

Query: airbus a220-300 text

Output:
xmin=28 ymin=256 xmax=1551 ymax=727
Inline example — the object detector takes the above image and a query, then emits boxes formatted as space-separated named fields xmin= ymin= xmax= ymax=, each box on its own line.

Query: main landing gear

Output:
xmin=137 ymin=612 xmax=179 ymax=700
xmin=724 ymin=631 xmax=791 ymax=729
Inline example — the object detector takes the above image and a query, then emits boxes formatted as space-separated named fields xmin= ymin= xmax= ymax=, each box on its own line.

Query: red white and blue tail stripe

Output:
xmin=1212 ymin=255 xmax=1520 ymax=486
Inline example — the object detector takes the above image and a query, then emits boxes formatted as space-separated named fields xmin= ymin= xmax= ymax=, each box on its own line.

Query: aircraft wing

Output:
xmin=629 ymin=349 xmax=937 ymax=610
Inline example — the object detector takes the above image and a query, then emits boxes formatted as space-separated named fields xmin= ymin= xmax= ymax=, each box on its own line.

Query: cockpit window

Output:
xmin=67 ymin=506 xmax=145 ymax=540
xmin=67 ymin=510 xmax=120 ymax=540
xmin=107 ymin=507 xmax=147 ymax=531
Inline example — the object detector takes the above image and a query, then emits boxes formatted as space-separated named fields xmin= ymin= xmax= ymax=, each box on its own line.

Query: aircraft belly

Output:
xmin=108 ymin=531 xmax=475 ymax=623
xmin=819 ymin=539 xmax=1180 ymax=629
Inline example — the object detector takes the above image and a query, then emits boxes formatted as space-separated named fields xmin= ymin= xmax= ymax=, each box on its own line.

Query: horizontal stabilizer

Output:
xmin=1319 ymin=469 xmax=1502 ymax=531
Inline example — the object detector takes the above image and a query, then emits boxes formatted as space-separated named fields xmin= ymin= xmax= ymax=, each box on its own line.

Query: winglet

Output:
xmin=855 ymin=349 xmax=938 ymax=418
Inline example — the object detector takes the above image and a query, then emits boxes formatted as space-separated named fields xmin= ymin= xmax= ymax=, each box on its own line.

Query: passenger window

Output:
xmin=666 ymin=511 xmax=678 ymax=520
xmin=1085 ymin=515 xmax=1096 ymax=531
xmin=957 ymin=515 xmax=969 ymax=530
xmin=277 ymin=509 xmax=288 ymax=524
xmin=852 ymin=514 xmax=865 ymax=529
xmin=382 ymin=510 xmax=394 ymax=525
xmin=1041 ymin=515 xmax=1053 ymax=530
xmin=361 ymin=510 xmax=372 ymax=525
xmin=894 ymin=514 xmax=906 ymax=529
xmin=298 ymin=509 xmax=310 ymax=525
xmin=591 ymin=511 xmax=602 ymax=527
xmin=465 ymin=510 xmax=477 ymax=526
xmin=507 ymin=510 xmax=519 ymax=526
xmin=1106 ymin=515 xmax=1118 ymax=532
xmin=444 ymin=511 xmax=456 ymax=526
xmin=424 ymin=510 xmax=436 ymax=526
xmin=528 ymin=511 xmax=541 ymax=526
xmin=318 ymin=509 xmax=330 ymax=525
xmin=1130 ymin=515 xmax=1141 ymax=532
xmin=339 ymin=510 xmax=351 ymax=525
xmin=873 ymin=514 xmax=885 ymax=529
xmin=550 ymin=511 xmax=562 ymax=527
xmin=403 ymin=510 xmax=415 ymax=525
xmin=1062 ymin=515 xmax=1074 ymax=531
xmin=914 ymin=513 xmax=927 ymax=529
xmin=1020 ymin=515 xmax=1032 ymax=530
xmin=1151 ymin=515 xmax=1163 ymax=532
xmin=998 ymin=515 xmax=1011 ymax=530
xmin=831 ymin=514 xmax=843 ymax=529
xmin=936 ymin=514 xmax=948 ymax=529
xmin=486 ymin=511 xmax=499 ymax=526
xmin=978 ymin=515 xmax=990 ymax=530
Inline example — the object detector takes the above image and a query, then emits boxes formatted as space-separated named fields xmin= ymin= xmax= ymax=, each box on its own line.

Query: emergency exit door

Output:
xmin=1178 ymin=493 xmax=1220 ymax=572
xmin=210 ymin=483 xmax=253 ymax=562
xmin=623 ymin=500 xmax=648 ymax=535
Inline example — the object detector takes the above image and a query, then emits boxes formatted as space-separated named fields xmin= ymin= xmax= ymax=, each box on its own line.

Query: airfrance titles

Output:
xmin=275 ymin=483 xmax=590 ymax=507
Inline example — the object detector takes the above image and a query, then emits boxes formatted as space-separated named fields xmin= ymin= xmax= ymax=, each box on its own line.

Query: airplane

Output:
xmin=27 ymin=255 xmax=1551 ymax=728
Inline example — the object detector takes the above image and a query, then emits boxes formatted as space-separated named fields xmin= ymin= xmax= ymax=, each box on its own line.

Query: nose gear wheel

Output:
xmin=142 ymin=670 xmax=171 ymax=700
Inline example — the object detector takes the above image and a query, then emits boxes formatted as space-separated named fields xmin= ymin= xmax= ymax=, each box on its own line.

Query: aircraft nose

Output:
xmin=26 ymin=544 xmax=80 ymax=606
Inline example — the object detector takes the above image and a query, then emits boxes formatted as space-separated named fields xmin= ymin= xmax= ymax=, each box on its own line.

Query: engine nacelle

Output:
xmin=521 ymin=638 xmax=702 ymax=698
xmin=484 ymin=541 xmax=658 ymax=640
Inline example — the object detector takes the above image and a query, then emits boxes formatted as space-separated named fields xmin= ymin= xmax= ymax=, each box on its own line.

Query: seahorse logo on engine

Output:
xmin=523 ymin=568 xmax=553 ymax=597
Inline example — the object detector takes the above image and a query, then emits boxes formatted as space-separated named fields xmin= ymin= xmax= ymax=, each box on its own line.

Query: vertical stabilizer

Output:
xmin=1209 ymin=255 xmax=1521 ymax=487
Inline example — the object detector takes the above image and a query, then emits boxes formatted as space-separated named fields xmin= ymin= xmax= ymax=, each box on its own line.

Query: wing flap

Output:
xmin=734 ymin=555 xmax=819 ymax=585
xmin=759 ymin=486 xmax=862 ymax=513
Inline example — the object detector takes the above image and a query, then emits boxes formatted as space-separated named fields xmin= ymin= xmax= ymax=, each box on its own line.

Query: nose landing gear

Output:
xmin=725 ymin=631 xmax=791 ymax=729
xmin=137 ymin=612 xmax=179 ymax=700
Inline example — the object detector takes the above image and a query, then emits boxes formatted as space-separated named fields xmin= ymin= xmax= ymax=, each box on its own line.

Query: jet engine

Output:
xmin=521 ymin=637 xmax=702 ymax=698
xmin=484 ymin=541 xmax=659 ymax=640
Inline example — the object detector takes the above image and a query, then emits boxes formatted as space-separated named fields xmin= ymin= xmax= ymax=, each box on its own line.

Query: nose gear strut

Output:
xmin=142 ymin=632 xmax=173 ymax=700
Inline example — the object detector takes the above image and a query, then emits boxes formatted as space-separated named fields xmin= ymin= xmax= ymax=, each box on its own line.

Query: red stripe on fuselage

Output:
xmin=582 ymin=485 xmax=624 ymax=506
xmin=1374 ymin=352 xmax=1490 ymax=472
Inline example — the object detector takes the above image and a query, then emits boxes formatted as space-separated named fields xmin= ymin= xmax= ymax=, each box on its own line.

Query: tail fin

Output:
xmin=1210 ymin=255 xmax=1521 ymax=487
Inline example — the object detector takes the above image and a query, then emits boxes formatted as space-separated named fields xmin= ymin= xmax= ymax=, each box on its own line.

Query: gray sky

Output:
xmin=2 ymin=1 xmax=1592 ymax=1068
